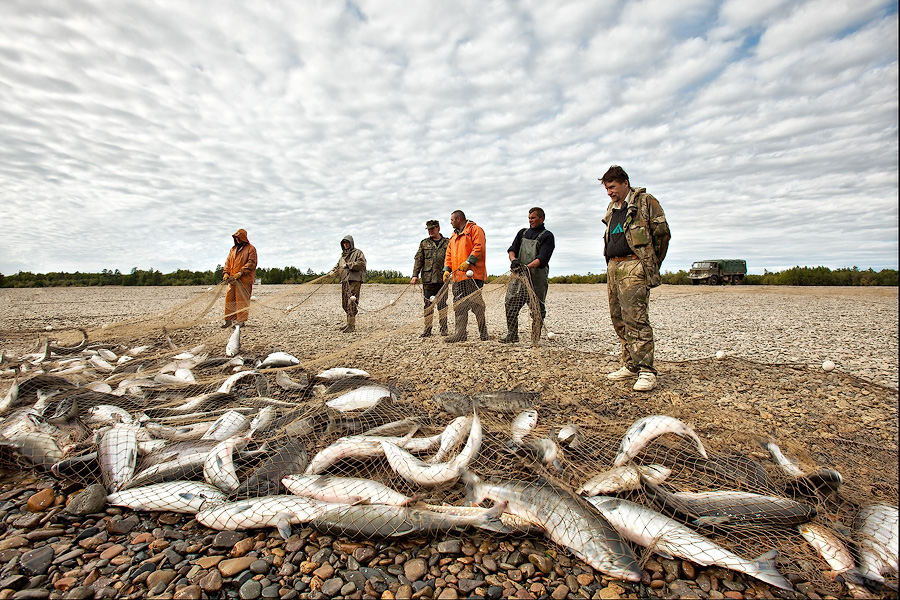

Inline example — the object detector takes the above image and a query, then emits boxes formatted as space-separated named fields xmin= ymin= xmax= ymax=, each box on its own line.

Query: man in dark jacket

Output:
xmin=500 ymin=207 xmax=555 ymax=344
xmin=411 ymin=220 xmax=450 ymax=337
xmin=332 ymin=235 xmax=367 ymax=333
xmin=600 ymin=165 xmax=671 ymax=392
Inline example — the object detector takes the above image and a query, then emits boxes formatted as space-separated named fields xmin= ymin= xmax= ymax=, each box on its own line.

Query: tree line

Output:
xmin=0 ymin=265 xmax=895 ymax=288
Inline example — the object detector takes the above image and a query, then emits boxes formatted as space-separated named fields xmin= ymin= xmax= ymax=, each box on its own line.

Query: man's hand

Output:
xmin=411 ymin=276 xmax=419 ymax=285
xmin=510 ymin=259 xmax=521 ymax=272
xmin=443 ymin=271 xmax=452 ymax=283
xmin=457 ymin=260 xmax=471 ymax=272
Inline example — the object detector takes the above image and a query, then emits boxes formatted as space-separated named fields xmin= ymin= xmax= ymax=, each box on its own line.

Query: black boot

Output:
xmin=445 ymin=309 xmax=468 ymax=343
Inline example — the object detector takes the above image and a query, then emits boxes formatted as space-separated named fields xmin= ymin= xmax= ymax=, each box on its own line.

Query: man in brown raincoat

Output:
xmin=222 ymin=228 xmax=258 ymax=328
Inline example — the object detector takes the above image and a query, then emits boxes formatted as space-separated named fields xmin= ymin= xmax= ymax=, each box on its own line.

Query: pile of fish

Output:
xmin=0 ymin=335 xmax=897 ymax=596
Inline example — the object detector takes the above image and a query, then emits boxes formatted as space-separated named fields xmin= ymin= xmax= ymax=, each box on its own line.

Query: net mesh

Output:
xmin=0 ymin=277 xmax=897 ymax=598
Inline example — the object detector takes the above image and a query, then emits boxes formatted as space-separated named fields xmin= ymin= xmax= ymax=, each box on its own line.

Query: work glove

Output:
xmin=443 ymin=271 xmax=452 ymax=283
xmin=457 ymin=260 xmax=471 ymax=272
xmin=510 ymin=259 xmax=521 ymax=272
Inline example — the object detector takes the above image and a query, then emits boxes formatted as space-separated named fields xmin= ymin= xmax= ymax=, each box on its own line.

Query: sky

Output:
xmin=1 ymin=0 xmax=897 ymax=278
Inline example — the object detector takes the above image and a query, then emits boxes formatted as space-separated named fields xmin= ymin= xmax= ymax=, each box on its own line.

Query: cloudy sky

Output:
xmin=2 ymin=0 xmax=897 ymax=277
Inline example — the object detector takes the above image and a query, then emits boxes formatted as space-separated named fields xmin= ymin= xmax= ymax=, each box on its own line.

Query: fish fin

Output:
xmin=475 ymin=501 xmax=513 ymax=534
xmin=693 ymin=516 xmax=731 ymax=526
xmin=275 ymin=513 xmax=292 ymax=540
xmin=750 ymin=549 xmax=794 ymax=591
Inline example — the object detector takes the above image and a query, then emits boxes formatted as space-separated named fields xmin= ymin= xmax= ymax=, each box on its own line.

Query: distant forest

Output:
xmin=0 ymin=265 xmax=896 ymax=288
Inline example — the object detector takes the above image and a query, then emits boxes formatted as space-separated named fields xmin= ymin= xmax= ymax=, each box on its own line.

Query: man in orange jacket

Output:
xmin=443 ymin=210 xmax=488 ymax=343
xmin=222 ymin=228 xmax=258 ymax=328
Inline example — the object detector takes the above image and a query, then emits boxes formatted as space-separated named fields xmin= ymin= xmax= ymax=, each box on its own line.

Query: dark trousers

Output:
xmin=422 ymin=282 xmax=449 ymax=333
xmin=451 ymin=279 xmax=487 ymax=339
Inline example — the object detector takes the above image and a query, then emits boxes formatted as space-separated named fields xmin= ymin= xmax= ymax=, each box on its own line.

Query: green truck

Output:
xmin=689 ymin=259 xmax=747 ymax=285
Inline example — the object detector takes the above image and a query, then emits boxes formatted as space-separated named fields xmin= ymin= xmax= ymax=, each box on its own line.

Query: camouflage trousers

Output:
xmin=607 ymin=258 xmax=655 ymax=373
xmin=341 ymin=281 xmax=362 ymax=316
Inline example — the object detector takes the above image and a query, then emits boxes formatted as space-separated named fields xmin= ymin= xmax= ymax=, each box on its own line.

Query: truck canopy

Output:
xmin=690 ymin=260 xmax=747 ymax=273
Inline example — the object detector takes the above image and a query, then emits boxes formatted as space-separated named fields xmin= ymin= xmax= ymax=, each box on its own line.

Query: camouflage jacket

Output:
xmin=412 ymin=235 xmax=449 ymax=285
xmin=603 ymin=187 xmax=670 ymax=287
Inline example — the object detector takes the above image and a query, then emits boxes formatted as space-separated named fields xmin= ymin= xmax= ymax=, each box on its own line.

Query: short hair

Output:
xmin=451 ymin=209 xmax=466 ymax=220
xmin=600 ymin=165 xmax=630 ymax=185
xmin=528 ymin=207 xmax=545 ymax=219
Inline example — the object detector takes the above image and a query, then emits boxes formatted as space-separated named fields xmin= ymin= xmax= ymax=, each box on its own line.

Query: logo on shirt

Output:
xmin=611 ymin=223 xmax=624 ymax=235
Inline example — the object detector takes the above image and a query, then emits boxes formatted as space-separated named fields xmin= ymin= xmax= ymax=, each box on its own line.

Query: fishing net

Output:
xmin=0 ymin=276 xmax=897 ymax=598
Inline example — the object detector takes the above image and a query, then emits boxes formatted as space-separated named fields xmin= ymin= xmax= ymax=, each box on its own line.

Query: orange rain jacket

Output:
xmin=444 ymin=221 xmax=486 ymax=282
xmin=223 ymin=229 xmax=258 ymax=321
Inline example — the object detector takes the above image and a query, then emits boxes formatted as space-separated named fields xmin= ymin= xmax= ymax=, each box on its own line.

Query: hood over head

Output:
xmin=340 ymin=235 xmax=355 ymax=251
xmin=232 ymin=229 xmax=249 ymax=245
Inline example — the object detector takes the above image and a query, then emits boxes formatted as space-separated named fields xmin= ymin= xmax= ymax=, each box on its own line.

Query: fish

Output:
xmin=381 ymin=413 xmax=482 ymax=487
xmin=107 ymin=480 xmax=227 ymax=514
xmin=680 ymin=453 xmax=781 ymax=495
xmin=462 ymin=471 xmax=643 ymax=582
xmin=196 ymin=494 xmax=337 ymax=539
xmin=144 ymin=421 xmax=214 ymax=442
xmin=199 ymin=410 xmax=250 ymax=441
xmin=325 ymin=384 xmax=397 ymax=412
xmin=641 ymin=478 xmax=816 ymax=527
xmin=282 ymin=474 xmax=416 ymax=506
xmin=310 ymin=501 xmax=508 ymax=539
xmin=519 ymin=438 xmax=563 ymax=473
xmin=798 ymin=522 xmax=869 ymax=595
xmin=275 ymin=370 xmax=308 ymax=391
xmin=232 ymin=439 xmax=309 ymax=499
xmin=364 ymin=417 xmax=427 ymax=437
xmin=472 ymin=388 xmax=539 ymax=413
xmin=760 ymin=441 xmax=843 ymax=497
xmin=86 ymin=404 xmax=134 ymax=425
xmin=304 ymin=428 xmax=431 ymax=475
xmin=225 ymin=325 xmax=241 ymax=357
xmin=217 ymin=371 xmax=265 ymax=395
xmin=1 ymin=374 xmax=76 ymax=416
xmin=258 ymin=352 xmax=301 ymax=369
xmin=97 ymin=348 xmax=118 ymax=362
xmin=50 ymin=451 xmax=101 ymax=482
xmin=585 ymin=495 xmax=793 ymax=591
xmin=123 ymin=452 xmax=210 ymax=489
xmin=90 ymin=355 xmax=116 ymax=373
xmin=510 ymin=409 xmax=538 ymax=446
xmin=203 ymin=435 xmax=249 ymax=492
xmin=99 ymin=425 xmax=139 ymax=492
xmin=557 ymin=424 xmax=585 ymax=449
xmin=578 ymin=464 xmax=672 ymax=496
xmin=432 ymin=391 xmax=473 ymax=416
xmin=247 ymin=406 xmax=277 ymax=438
xmin=418 ymin=503 xmax=542 ymax=535
xmin=143 ymin=392 xmax=236 ymax=418
xmin=5 ymin=431 xmax=64 ymax=469
xmin=47 ymin=328 xmax=88 ymax=356
xmin=314 ymin=367 xmax=370 ymax=381
xmin=427 ymin=415 xmax=473 ymax=463
xmin=760 ymin=440 xmax=806 ymax=477
xmin=853 ymin=503 xmax=899 ymax=589
xmin=613 ymin=415 xmax=708 ymax=467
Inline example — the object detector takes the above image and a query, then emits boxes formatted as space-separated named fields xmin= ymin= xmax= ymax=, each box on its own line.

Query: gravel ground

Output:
xmin=0 ymin=284 xmax=897 ymax=600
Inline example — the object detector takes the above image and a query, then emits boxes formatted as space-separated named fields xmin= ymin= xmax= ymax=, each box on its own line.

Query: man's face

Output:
xmin=528 ymin=212 xmax=544 ymax=228
xmin=428 ymin=225 xmax=441 ymax=239
xmin=342 ymin=241 xmax=351 ymax=250
xmin=604 ymin=180 xmax=629 ymax=203
xmin=450 ymin=213 xmax=464 ymax=230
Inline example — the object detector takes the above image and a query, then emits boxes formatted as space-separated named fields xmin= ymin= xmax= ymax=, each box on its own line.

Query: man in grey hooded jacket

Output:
xmin=332 ymin=235 xmax=367 ymax=333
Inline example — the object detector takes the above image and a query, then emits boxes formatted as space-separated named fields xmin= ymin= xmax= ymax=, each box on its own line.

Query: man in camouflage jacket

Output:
xmin=600 ymin=165 xmax=671 ymax=392
xmin=411 ymin=219 xmax=450 ymax=336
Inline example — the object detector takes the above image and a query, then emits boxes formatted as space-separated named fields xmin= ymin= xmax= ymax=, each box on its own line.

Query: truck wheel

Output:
xmin=732 ymin=275 xmax=741 ymax=285
xmin=709 ymin=275 xmax=719 ymax=285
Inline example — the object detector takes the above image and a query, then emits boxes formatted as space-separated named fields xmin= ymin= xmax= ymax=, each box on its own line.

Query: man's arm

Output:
xmin=648 ymin=196 xmax=670 ymax=265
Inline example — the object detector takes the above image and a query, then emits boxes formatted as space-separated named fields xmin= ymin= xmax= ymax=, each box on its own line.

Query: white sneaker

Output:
xmin=633 ymin=372 xmax=657 ymax=391
xmin=607 ymin=366 xmax=639 ymax=380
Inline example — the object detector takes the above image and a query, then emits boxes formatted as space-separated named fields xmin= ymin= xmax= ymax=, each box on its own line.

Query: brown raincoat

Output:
xmin=223 ymin=229 xmax=258 ymax=322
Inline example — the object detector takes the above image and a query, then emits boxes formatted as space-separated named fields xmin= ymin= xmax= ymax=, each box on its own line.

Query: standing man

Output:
xmin=600 ymin=165 xmax=671 ymax=391
xmin=500 ymin=207 xmax=556 ymax=344
xmin=411 ymin=220 xmax=450 ymax=337
xmin=443 ymin=210 xmax=488 ymax=343
xmin=222 ymin=228 xmax=258 ymax=328
xmin=332 ymin=235 xmax=367 ymax=333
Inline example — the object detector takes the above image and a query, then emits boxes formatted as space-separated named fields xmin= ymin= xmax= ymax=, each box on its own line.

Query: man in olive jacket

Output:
xmin=332 ymin=235 xmax=367 ymax=333
xmin=600 ymin=165 xmax=671 ymax=392
xmin=411 ymin=219 xmax=450 ymax=337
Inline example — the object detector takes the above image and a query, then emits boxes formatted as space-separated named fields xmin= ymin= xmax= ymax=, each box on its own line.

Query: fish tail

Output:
xmin=476 ymin=500 xmax=513 ymax=534
xmin=751 ymin=549 xmax=794 ymax=591
xmin=460 ymin=469 xmax=481 ymax=505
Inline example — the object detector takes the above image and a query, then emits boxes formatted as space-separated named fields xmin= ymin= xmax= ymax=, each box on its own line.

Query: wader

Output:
xmin=504 ymin=233 xmax=549 ymax=344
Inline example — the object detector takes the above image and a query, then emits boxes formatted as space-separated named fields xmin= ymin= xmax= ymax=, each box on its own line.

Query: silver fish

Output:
xmin=325 ymin=385 xmax=397 ymax=412
xmin=557 ymin=424 xmax=585 ymax=449
xmin=854 ymin=503 xmax=899 ymax=589
xmin=232 ymin=439 xmax=308 ymax=499
xmin=275 ymin=370 xmax=307 ymax=391
xmin=196 ymin=494 xmax=337 ymax=539
xmin=217 ymin=370 xmax=260 ymax=394
xmin=124 ymin=451 xmax=210 ymax=489
xmin=247 ymin=406 xmax=277 ymax=438
xmin=6 ymin=431 xmax=63 ymax=469
xmin=510 ymin=409 xmax=538 ymax=446
xmin=642 ymin=479 xmax=816 ymax=526
xmin=799 ymin=522 xmax=870 ymax=597
xmin=89 ymin=355 xmax=116 ymax=373
xmin=310 ymin=502 xmax=507 ymax=538
xmin=225 ymin=325 xmax=241 ymax=357
xmin=521 ymin=438 xmax=562 ymax=473
xmin=761 ymin=441 xmax=806 ymax=477
xmin=315 ymin=367 xmax=370 ymax=381
xmin=282 ymin=474 xmax=416 ymax=506
xmin=585 ymin=495 xmax=793 ymax=591
xmin=419 ymin=503 xmax=541 ymax=536
xmin=613 ymin=415 xmax=708 ymax=467
xmin=200 ymin=410 xmax=250 ymax=441
xmin=427 ymin=415 xmax=473 ymax=463
xmin=463 ymin=471 xmax=642 ymax=582
xmin=86 ymin=404 xmax=134 ymax=426
xmin=578 ymin=464 xmax=672 ymax=496
xmin=99 ymin=425 xmax=139 ymax=492
xmin=203 ymin=435 xmax=249 ymax=492
xmin=108 ymin=480 xmax=226 ymax=514
xmin=381 ymin=413 xmax=482 ymax=487
xmin=304 ymin=429 xmax=434 ymax=475
xmin=144 ymin=421 xmax=214 ymax=442
xmin=258 ymin=352 xmax=301 ymax=369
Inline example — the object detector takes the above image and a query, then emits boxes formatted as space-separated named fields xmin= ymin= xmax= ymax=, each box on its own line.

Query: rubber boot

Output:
xmin=445 ymin=309 xmax=468 ymax=343
xmin=500 ymin=313 xmax=519 ymax=343
xmin=344 ymin=315 xmax=356 ymax=333
xmin=475 ymin=307 xmax=488 ymax=341
xmin=221 ymin=320 xmax=233 ymax=329
xmin=422 ymin=309 xmax=433 ymax=337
